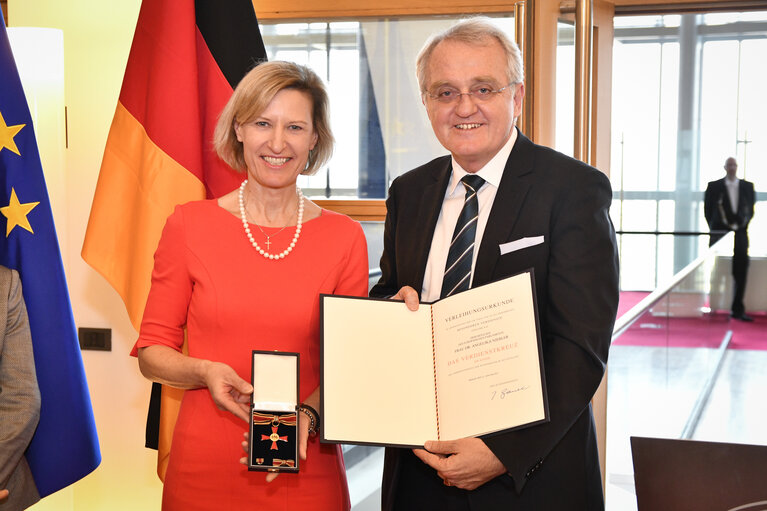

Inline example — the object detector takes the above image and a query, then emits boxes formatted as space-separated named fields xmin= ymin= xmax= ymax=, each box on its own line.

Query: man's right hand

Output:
xmin=392 ymin=286 xmax=420 ymax=311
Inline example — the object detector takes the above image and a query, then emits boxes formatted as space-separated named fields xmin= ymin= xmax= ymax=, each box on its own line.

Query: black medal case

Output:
xmin=248 ymin=350 xmax=300 ymax=473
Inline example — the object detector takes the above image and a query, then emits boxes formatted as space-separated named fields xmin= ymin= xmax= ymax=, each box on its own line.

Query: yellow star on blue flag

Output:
xmin=0 ymin=10 xmax=100 ymax=498
xmin=1 ymin=187 xmax=39 ymax=236
xmin=0 ymin=110 xmax=25 ymax=155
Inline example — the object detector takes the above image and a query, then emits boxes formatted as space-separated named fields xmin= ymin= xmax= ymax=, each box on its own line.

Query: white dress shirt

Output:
xmin=421 ymin=128 xmax=518 ymax=303
xmin=725 ymin=176 xmax=739 ymax=215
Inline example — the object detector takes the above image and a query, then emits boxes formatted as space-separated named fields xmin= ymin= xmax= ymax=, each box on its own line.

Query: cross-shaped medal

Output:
xmin=264 ymin=236 xmax=272 ymax=250
xmin=261 ymin=425 xmax=287 ymax=450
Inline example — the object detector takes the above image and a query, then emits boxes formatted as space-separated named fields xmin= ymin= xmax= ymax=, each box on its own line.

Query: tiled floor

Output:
xmin=605 ymin=345 xmax=767 ymax=510
xmin=347 ymin=447 xmax=384 ymax=511
xmin=344 ymin=344 xmax=767 ymax=511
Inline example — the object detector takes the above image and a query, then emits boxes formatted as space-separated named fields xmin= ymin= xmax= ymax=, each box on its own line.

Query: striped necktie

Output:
xmin=441 ymin=174 xmax=486 ymax=298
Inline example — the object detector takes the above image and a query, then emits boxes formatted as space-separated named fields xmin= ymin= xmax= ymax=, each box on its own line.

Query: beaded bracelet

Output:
xmin=298 ymin=404 xmax=320 ymax=436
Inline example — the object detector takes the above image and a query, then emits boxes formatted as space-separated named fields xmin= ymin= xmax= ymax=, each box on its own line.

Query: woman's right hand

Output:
xmin=138 ymin=346 xmax=253 ymax=422
xmin=203 ymin=361 xmax=253 ymax=422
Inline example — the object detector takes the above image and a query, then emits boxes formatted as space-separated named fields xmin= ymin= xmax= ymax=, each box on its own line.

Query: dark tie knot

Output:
xmin=461 ymin=174 xmax=485 ymax=195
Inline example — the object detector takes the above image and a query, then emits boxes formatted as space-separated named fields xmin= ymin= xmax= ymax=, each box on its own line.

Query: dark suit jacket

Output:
xmin=0 ymin=266 xmax=41 ymax=510
xmin=704 ymin=177 xmax=755 ymax=247
xmin=370 ymin=132 xmax=619 ymax=510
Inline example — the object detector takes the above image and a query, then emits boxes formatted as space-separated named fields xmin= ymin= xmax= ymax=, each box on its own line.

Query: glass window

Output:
xmin=260 ymin=16 xmax=516 ymax=199
xmin=611 ymin=40 xmax=679 ymax=194
xmin=703 ymin=11 xmax=767 ymax=25
xmin=614 ymin=14 xmax=680 ymax=28
xmin=657 ymin=43 xmax=679 ymax=192
xmin=736 ymin=38 xmax=767 ymax=190
xmin=618 ymin=233 xmax=657 ymax=289
xmin=622 ymin=200 xmax=658 ymax=231
xmin=752 ymin=202 xmax=767 ymax=255
xmin=609 ymin=18 xmax=767 ymax=510
xmin=697 ymin=33 xmax=767 ymax=258
xmin=611 ymin=12 xmax=767 ymax=293
xmin=699 ymin=40 xmax=739 ymax=187
xmin=555 ymin=21 xmax=574 ymax=157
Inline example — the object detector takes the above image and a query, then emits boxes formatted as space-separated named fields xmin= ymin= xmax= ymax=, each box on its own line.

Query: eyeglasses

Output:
xmin=426 ymin=83 xmax=515 ymax=104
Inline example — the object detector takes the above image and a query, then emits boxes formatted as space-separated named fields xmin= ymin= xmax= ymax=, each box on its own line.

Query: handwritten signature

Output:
xmin=491 ymin=386 xmax=529 ymax=400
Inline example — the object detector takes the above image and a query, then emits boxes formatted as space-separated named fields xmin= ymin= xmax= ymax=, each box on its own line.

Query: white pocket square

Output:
xmin=499 ymin=236 xmax=545 ymax=255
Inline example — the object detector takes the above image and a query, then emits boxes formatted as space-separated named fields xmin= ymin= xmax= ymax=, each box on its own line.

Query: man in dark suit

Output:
xmin=704 ymin=157 xmax=756 ymax=322
xmin=370 ymin=18 xmax=619 ymax=510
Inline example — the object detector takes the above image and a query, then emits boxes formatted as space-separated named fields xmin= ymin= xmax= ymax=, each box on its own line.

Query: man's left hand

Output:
xmin=413 ymin=438 xmax=507 ymax=491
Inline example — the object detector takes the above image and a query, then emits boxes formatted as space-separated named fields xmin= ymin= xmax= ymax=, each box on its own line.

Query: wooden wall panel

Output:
xmin=592 ymin=0 xmax=615 ymax=176
xmin=612 ymin=0 xmax=767 ymax=10
xmin=253 ymin=0 xmax=517 ymax=19
xmin=314 ymin=199 xmax=387 ymax=221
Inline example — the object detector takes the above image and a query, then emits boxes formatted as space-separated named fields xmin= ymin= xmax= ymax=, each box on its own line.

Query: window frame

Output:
xmin=255 ymin=1 xmax=522 ymax=221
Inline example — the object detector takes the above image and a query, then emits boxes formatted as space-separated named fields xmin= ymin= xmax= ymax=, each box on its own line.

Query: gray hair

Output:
xmin=416 ymin=17 xmax=524 ymax=94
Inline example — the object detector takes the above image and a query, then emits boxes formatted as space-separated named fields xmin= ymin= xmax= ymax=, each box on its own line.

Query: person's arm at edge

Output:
xmin=0 ymin=270 xmax=41 ymax=491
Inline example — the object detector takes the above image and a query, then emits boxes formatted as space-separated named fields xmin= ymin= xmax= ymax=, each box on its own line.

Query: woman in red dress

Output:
xmin=133 ymin=61 xmax=368 ymax=510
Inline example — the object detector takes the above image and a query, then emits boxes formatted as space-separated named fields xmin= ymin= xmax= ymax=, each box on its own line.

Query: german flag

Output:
xmin=82 ymin=0 xmax=266 ymax=479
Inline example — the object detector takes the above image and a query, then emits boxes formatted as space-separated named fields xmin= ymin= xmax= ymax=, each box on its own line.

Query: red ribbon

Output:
xmin=252 ymin=411 xmax=297 ymax=427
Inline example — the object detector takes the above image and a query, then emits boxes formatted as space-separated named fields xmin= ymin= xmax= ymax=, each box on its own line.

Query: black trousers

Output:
xmin=731 ymin=230 xmax=750 ymax=316
xmin=382 ymin=409 xmax=604 ymax=511
xmin=710 ymin=229 xmax=750 ymax=316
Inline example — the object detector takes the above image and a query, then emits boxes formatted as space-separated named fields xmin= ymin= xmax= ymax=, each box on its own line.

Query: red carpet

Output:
xmin=617 ymin=291 xmax=649 ymax=317
xmin=614 ymin=292 xmax=767 ymax=351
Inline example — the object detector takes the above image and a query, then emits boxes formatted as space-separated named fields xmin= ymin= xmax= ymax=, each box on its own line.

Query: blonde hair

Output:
xmin=416 ymin=17 xmax=524 ymax=94
xmin=214 ymin=61 xmax=333 ymax=175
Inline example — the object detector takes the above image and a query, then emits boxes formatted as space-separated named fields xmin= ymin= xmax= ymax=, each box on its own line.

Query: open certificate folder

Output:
xmin=320 ymin=271 xmax=549 ymax=448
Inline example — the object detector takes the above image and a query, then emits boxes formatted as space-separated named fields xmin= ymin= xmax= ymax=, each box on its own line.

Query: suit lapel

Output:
xmin=473 ymin=132 xmax=535 ymax=286
xmin=412 ymin=158 xmax=452 ymax=292
xmin=737 ymin=179 xmax=748 ymax=216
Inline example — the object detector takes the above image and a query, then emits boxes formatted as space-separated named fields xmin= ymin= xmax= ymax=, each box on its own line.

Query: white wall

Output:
xmin=8 ymin=1 xmax=163 ymax=508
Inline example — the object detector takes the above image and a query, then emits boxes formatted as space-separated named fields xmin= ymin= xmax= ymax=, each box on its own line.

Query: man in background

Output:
xmin=704 ymin=156 xmax=756 ymax=322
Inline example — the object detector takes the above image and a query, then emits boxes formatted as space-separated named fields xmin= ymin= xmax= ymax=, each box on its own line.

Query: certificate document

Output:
xmin=320 ymin=271 xmax=548 ymax=448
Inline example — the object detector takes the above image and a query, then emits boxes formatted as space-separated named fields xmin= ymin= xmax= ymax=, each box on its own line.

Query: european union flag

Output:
xmin=0 ymin=14 xmax=100 ymax=497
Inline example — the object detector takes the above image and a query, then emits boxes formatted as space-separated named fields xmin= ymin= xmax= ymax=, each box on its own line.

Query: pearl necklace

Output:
xmin=238 ymin=180 xmax=304 ymax=260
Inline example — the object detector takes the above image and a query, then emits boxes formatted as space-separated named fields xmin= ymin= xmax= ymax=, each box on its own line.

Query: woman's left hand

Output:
xmin=239 ymin=411 xmax=311 ymax=482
